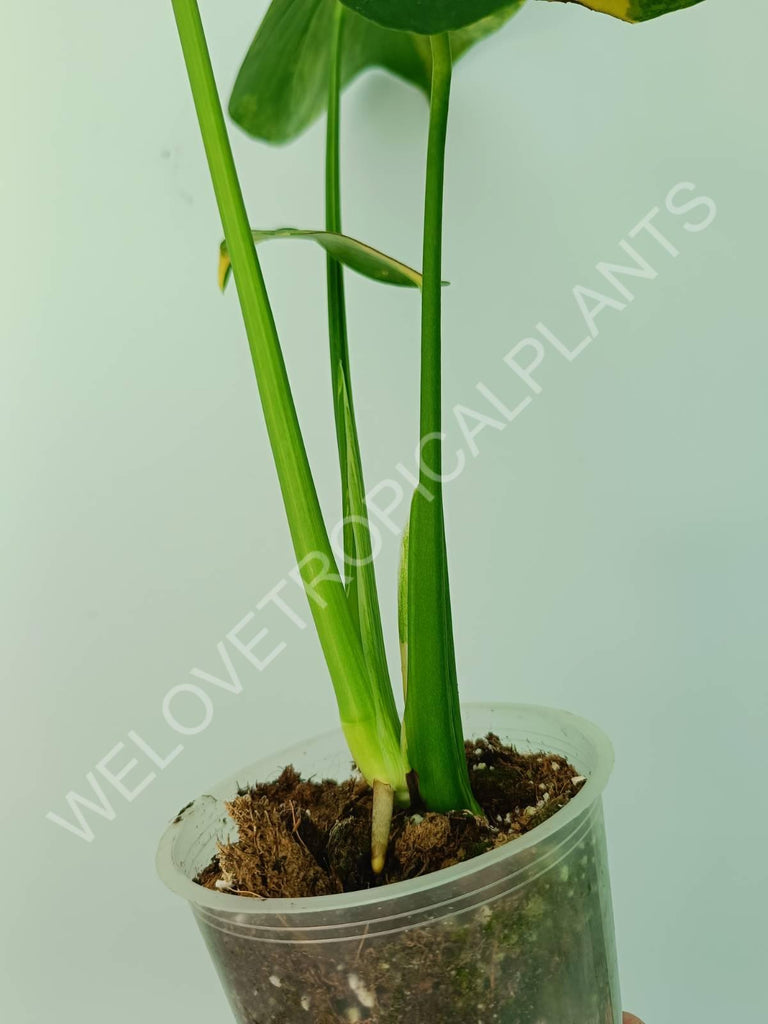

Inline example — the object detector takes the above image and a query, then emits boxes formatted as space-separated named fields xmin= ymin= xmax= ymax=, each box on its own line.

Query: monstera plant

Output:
xmin=158 ymin=1 xmax=706 ymax=1021
xmin=168 ymin=0 xmax=704 ymax=864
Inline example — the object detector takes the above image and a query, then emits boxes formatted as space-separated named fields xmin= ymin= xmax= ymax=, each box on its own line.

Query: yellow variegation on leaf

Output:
xmin=539 ymin=0 xmax=705 ymax=22
xmin=218 ymin=227 xmax=429 ymax=292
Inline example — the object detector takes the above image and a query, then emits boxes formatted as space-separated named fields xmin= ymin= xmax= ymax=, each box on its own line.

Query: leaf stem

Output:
xmin=325 ymin=3 xmax=401 ymax=743
xmin=326 ymin=2 xmax=354 ymax=556
xmin=403 ymin=34 xmax=480 ymax=814
xmin=170 ymin=0 xmax=407 ymax=797
xmin=419 ymin=35 xmax=452 ymax=484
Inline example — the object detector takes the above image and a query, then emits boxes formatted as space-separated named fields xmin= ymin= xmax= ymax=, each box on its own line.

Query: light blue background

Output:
xmin=2 ymin=1 xmax=765 ymax=1022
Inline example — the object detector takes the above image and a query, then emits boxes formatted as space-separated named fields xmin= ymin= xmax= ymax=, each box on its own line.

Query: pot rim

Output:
xmin=156 ymin=702 xmax=614 ymax=916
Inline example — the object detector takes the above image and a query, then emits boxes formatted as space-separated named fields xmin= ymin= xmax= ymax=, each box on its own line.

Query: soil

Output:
xmin=196 ymin=734 xmax=586 ymax=899
xmin=189 ymin=736 xmax=618 ymax=1023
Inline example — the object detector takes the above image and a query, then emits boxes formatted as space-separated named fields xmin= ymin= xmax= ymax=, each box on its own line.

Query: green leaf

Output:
xmin=339 ymin=0 xmax=508 ymax=33
xmin=342 ymin=0 xmax=703 ymax=32
xmin=219 ymin=227 xmax=426 ymax=292
xmin=537 ymin=0 xmax=705 ymax=22
xmin=229 ymin=0 xmax=524 ymax=143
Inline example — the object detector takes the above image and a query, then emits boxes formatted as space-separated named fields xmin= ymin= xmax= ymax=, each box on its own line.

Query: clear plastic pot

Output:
xmin=157 ymin=703 xmax=622 ymax=1024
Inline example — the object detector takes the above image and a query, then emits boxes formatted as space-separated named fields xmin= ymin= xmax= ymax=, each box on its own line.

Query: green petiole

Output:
xmin=324 ymin=2 xmax=403 ymax=767
xmin=170 ymin=0 xmax=408 ymax=802
xmin=403 ymin=34 xmax=481 ymax=815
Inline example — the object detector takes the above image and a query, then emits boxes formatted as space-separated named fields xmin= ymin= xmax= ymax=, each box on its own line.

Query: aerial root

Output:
xmin=371 ymin=780 xmax=394 ymax=875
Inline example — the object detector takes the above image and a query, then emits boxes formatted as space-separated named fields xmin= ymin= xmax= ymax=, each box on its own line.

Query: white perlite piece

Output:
xmin=346 ymin=1008 xmax=362 ymax=1023
xmin=300 ymin=996 xmax=311 ymax=1011
xmin=348 ymin=973 xmax=376 ymax=1009
xmin=571 ymin=775 xmax=587 ymax=785
xmin=268 ymin=975 xmax=282 ymax=989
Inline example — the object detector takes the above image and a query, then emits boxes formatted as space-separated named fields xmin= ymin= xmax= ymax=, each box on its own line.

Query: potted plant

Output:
xmin=157 ymin=2 xmax=706 ymax=1022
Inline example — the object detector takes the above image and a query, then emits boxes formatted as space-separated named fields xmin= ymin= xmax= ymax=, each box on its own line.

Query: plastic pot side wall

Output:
xmin=157 ymin=704 xmax=622 ymax=1024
